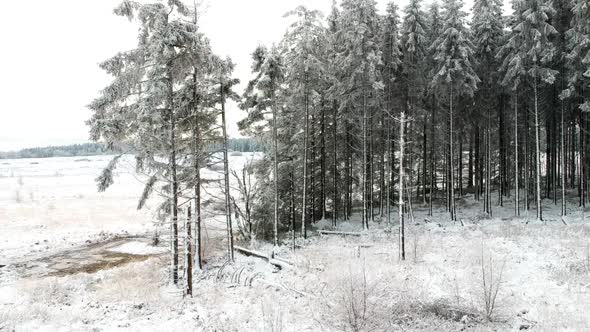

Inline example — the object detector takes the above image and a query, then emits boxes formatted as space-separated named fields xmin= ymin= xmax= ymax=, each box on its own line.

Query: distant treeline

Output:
xmin=0 ymin=143 xmax=111 ymax=159
xmin=209 ymin=138 xmax=265 ymax=153
xmin=0 ymin=138 xmax=262 ymax=159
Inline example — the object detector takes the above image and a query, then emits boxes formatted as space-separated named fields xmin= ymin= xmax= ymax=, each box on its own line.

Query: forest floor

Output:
xmin=1 ymin=156 xmax=590 ymax=331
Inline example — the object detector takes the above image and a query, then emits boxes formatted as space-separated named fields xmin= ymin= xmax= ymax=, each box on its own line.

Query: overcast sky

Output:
xmin=0 ymin=0 xmax=492 ymax=152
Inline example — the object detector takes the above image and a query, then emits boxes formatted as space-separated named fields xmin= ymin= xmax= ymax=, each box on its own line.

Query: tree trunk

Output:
xmin=272 ymin=85 xmax=280 ymax=246
xmin=429 ymin=94 xmax=436 ymax=217
xmin=301 ymin=79 xmax=309 ymax=239
xmin=168 ymin=68 xmax=179 ymax=285
xmin=399 ymin=111 xmax=406 ymax=260
xmin=191 ymin=70 xmax=203 ymax=270
xmin=332 ymin=101 xmax=338 ymax=227
xmin=363 ymin=88 xmax=369 ymax=230
xmin=221 ymin=83 xmax=235 ymax=261
xmin=514 ymin=92 xmax=520 ymax=216
xmin=475 ymin=127 xmax=480 ymax=201
xmin=559 ymin=85 xmax=567 ymax=216
xmin=449 ymin=86 xmax=456 ymax=221
xmin=423 ymin=114 xmax=428 ymax=204
xmin=186 ymin=206 xmax=193 ymax=296
xmin=321 ymin=105 xmax=327 ymax=220
xmin=534 ymin=77 xmax=543 ymax=221
xmin=290 ymin=170 xmax=295 ymax=251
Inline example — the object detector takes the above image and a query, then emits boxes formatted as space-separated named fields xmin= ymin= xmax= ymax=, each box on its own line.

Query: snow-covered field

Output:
xmin=2 ymin=155 xmax=590 ymax=331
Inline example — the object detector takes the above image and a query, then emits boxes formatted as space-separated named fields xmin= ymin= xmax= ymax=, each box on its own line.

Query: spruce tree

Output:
xmin=335 ymin=0 xmax=383 ymax=230
xmin=382 ymin=2 xmax=403 ymax=224
xmin=431 ymin=0 xmax=480 ymax=221
xmin=499 ymin=0 xmax=558 ymax=221
xmin=472 ymin=0 xmax=504 ymax=216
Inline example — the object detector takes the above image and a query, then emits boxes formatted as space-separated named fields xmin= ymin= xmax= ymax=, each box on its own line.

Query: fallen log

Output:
xmin=269 ymin=258 xmax=293 ymax=270
xmin=317 ymin=230 xmax=362 ymax=236
xmin=234 ymin=245 xmax=293 ymax=269
xmin=234 ymin=245 xmax=268 ymax=260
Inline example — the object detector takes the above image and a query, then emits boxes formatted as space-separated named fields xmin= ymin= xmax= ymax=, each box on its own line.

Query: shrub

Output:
xmin=479 ymin=249 xmax=505 ymax=321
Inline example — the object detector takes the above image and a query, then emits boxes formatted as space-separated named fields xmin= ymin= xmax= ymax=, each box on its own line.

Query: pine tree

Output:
xmin=431 ymin=0 xmax=480 ymax=222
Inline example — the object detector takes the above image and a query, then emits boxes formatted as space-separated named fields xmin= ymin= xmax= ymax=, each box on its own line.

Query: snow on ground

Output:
xmin=108 ymin=241 xmax=168 ymax=256
xmin=2 ymin=155 xmax=590 ymax=331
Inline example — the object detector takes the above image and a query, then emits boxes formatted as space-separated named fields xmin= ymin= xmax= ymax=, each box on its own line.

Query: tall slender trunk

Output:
xmin=487 ymin=109 xmax=492 ymax=216
xmin=311 ymin=114 xmax=316 ymax=222
xmin=423 ymin=114 xmax=428 ymax=204
xmin=387 ymin=117 xmax=392 ymax=224
xmin=190 ymin=0 xmax=202 ymax=272
xmin=363 ymin=87 xmax=369 ymax=230
xmin=458 ymin=136 xmax=463 ymax=197
xmin=168 ymin=68 xmax=179 ymax=284
xmin=561 ymin=82 xmax=566 ymax=216
xmin=221 ymin=83 xmax=234 ymax=260
xmin=186 ymin=206 xmax=193 ymax=296
xmin=301 ymin=79 xmax=309 ymax=238
xmin=399 ymin=111 xmax=406 ymax=260
xmin=321 ymin=106 xmax=327 ymax=220
xmin=191 ymin=70 xmax=203 ymax=270
xmin=380 ymin=111 xmax=386 ymax=218
xmin=499 ymin=94 xmax=506 ymax=203
xmin=449 ymin=86 xmax=456 ymax=221
xmin=290 ymin=170 xmax=295 ymax=251
xmin=524 ymin=105 xmax=531 ymax=210
xmin=272 ymin=85 xmax=280 ymax=246
xmin=332 ymin=101 xmax=338 ymax=227
xmin=429 ymin=94 xmax=436 ymax=217
xmin=514 ymin=92 xmax=520 ymax=216
xmin=534 ymin=76 xmax=543 ymax=221
xmin=475 ymin=127 xmax=480 ymax=201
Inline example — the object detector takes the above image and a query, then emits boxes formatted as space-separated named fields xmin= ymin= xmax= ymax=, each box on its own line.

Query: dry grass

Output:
xmin=261 ymin=297 xmax=284 ymax=332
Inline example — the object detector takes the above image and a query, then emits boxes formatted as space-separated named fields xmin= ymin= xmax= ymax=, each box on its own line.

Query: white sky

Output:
xmin=0 ymin=0 xmax=490 ymax=152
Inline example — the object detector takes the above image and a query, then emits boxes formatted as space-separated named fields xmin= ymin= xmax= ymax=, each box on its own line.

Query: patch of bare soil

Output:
xmin=2 ymin=236 xmax=166 ymax=280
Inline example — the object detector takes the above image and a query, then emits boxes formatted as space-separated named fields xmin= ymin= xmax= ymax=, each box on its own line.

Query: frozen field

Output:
xmin=1 ymin=154 xmax=590 ymax=331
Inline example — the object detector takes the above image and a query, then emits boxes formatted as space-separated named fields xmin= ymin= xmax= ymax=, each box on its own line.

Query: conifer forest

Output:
xmin=2 ymin=0 xmax=590 ymax=330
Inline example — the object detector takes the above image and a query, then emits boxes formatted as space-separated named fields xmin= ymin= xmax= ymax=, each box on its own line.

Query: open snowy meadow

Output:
xmin=1 ymin=154 xmax=589 ymax=331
